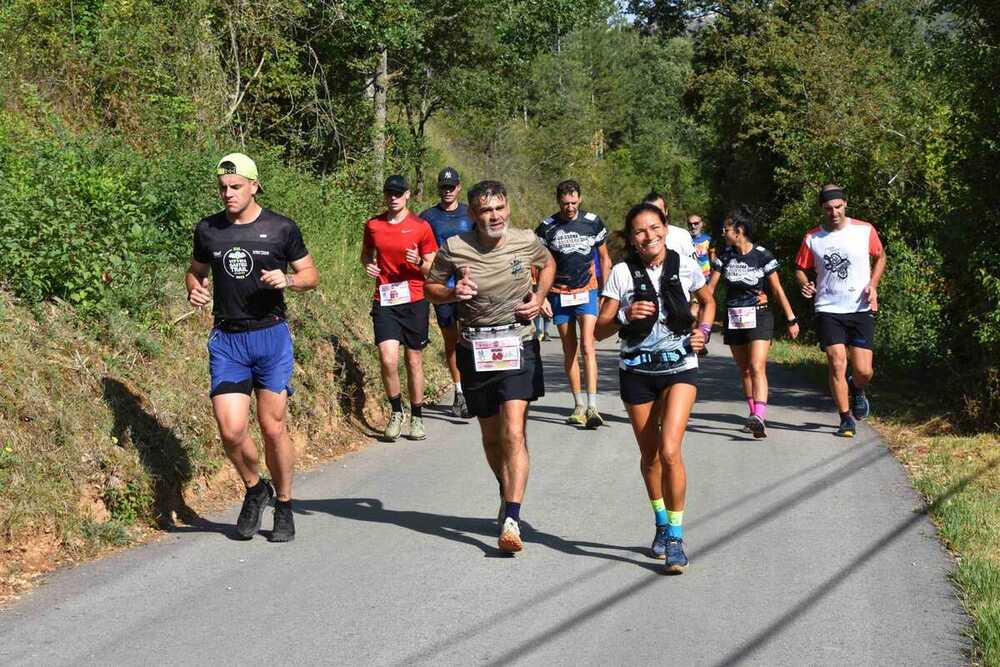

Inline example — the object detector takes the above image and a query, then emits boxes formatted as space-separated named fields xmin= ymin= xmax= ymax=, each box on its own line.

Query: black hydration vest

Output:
xmin=619 ymin=250 xmax=695 ymax=347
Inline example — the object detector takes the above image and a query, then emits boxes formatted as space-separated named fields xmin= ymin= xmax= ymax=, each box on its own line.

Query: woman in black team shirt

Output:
xmin=706 ymin=207 xmax=799 ymax=439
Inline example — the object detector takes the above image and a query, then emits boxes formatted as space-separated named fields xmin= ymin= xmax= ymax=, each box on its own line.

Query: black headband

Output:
xmin=819 ymin=188 xmax=845 ymax=204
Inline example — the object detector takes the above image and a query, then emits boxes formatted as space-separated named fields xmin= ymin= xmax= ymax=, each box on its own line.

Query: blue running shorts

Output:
xmin=208 ymin=321 xmax=294 ymax=397
xmin=548 ymin=288 xmax=599 ymax=326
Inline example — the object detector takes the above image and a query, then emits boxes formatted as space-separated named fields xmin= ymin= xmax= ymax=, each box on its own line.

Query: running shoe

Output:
xmin=383 ymin=411 xmax=404 ymax=441
xmin=848 ymin=376 xmax=870 ymax=420
xmin=749 ymin=414 xmax=767 ymax=439
xmin=566 ymin=405 xmax=586 ymax=425
xmin=269 ymin=500 xmax=295 ymax=542
xmin=235 ymin=479 xmax=274 ymax=539
xmin=663 ymin=537 xmax=688 ymax=574
xmin=585 ymin=407 xmax=604 ymax=429
xmin=408 ymin=415 xmax=427 ymax=441
xmin=452 ymin=392 xmax=469 ymax=419
xmin=650 ymin=525 xmax=668 ymax=560
xmin=836 ymin=416 xmax=857 ymax=438
xmin=498 ymin=517 xmax=523 ymax=553
xmin=740 ymin=416 xmax=754 ymax=433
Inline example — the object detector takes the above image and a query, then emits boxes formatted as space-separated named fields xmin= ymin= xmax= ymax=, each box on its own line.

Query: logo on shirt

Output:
xmin=549 ymin=230 xmax=596 ymax=256
xmin=725 ymin=261 xmax=764 ymax=286
xmin=510 ymin=258 xmax=525 ymax=276
xmin=223 ymin=246 xmax=253 ymax=279
xmin=823 ymin=251 xmax=851 ymax=279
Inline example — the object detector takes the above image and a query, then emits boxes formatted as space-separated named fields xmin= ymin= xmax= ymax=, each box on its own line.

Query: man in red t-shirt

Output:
xmin=361 ymin=175 xmax=438 ymax=441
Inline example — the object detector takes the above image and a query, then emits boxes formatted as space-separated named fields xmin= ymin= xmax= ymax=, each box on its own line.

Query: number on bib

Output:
xmin=379 ymin=281 xmax=411 ymax=307
xmin=728 ymin=306 xmax=757 ymax=330
xmin=473 ymin=336 xmax=522 ymax=372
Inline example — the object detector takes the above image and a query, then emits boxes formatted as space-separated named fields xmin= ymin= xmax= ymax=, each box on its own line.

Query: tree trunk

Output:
xmin=372 ymin=46 xmax=388 ymax=188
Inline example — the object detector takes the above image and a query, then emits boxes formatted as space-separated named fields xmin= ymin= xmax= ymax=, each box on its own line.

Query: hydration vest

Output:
xmin=619 ymin=250 xmax=695 ymax=347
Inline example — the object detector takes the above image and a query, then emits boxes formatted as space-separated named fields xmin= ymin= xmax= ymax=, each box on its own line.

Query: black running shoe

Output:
xmin=836 ymin=416 xmax=857 ymax=438
xmin=235 ymin=480 xmax=274 ymax=539
xmin=848 ymin=375 xmax=870 ymax=420
xmin=269 ymin=500 xmax=295 ymax=542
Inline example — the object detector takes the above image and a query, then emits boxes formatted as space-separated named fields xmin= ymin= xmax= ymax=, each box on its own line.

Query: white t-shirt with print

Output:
xmin=602 ymin=254 xmax=706 ymax=373
xmin=794 ymin=219 xmax=883 ymax=314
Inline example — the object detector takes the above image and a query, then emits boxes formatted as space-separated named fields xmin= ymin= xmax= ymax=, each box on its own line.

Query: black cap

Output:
xmin=383 ymin=174 xmax=409 ymax=194
xmin=437 ymin=167 xmax=460 ymax=187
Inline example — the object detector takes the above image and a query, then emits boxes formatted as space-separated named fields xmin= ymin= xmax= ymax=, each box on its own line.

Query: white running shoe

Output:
xmin=498 ymin=517 xmax=523 ymax=553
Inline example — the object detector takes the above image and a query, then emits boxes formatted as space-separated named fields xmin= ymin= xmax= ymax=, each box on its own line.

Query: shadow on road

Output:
xmin=293 ymin=497 xmax=661 ymax=570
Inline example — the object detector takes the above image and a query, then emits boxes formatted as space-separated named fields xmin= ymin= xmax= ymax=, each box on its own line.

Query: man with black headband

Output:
xmin=794 ymin=184 xmax=886 ymax=438
xmin=186 ymin=153 xmax=319 ymax=542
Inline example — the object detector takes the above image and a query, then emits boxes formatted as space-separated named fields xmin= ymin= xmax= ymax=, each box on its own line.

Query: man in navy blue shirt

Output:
xmin=420 ymin=167 xmax=474 ymax=418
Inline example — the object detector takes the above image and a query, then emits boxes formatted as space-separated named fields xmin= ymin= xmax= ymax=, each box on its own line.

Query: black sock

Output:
xmin=389 ymin=394 xmax=403 ymax=413
xmin=504 ymin=501 xmax=521 ymax=522
xmin=246 ymin=479 xmax=266 ymax=495
xmin=411 ymin=403 xmax=423 ymax=418
xmin=839 ymin=410 xmax=853 ymax=422
xmin=275 ymin=499 xmax=292 ymax=509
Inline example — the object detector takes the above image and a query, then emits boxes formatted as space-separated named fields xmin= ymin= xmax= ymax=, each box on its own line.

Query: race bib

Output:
xmin=473 ymin=336 xmax=522 ymax=372
xmin=559 ymin=291 xmax=589 ymax=307
xmin=728 ymin=306 xmax=757 ymax=330
xmin=379 ymin=280 xmax=411 ymax=306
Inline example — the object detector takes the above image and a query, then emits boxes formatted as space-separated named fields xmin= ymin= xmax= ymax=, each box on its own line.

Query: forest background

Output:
xmin=1 ymin=0 xmax=999 ymax=659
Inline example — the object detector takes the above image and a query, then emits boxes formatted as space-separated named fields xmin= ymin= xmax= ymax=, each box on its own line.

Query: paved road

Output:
xmin=0 ymin=337 xmax=969 ymax=665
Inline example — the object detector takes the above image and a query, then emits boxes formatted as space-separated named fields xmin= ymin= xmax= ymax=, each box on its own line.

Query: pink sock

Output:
xmin=746 ymin=397 xmax=755 ymax=415
xmin=753 ymin=401 xmax=768 ymax=419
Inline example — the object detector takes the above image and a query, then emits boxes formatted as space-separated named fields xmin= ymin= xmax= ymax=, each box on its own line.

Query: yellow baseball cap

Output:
xmin=216 ymin=153 xmax=263 ymax=191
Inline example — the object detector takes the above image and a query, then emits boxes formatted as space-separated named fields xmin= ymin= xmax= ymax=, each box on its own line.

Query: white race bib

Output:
xmin=559 ymin=291 xmax=589 ymax=307
xmin=473 ymin=336 xmax=522 ymax=372
xmin=728 ymin=306 xmax=757 ymax=330
xmin=379 ymin=280 xmax=411 ymax=306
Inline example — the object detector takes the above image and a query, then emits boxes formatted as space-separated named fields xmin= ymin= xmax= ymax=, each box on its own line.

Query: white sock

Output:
xmin=574 ymin=392 xmax=585 ymax=408
xmin=587 ymin=392 xmax=598 ymax=409
xmin=455 ymin=382 xmax=463 ymax=395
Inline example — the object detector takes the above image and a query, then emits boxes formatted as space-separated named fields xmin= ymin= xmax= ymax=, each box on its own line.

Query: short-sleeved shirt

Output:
xmin=691 ymin=232 xmax=712 ymax=277
xmin=794 ymin=218 xmax=883 ymax=313
xmin=712 ymin=245 xmax=780 ymax=308
xmin=420 ymin=203 xmax=474 ymax=287
xmin=666 ymin=225 xmax=697 ymax=262
xmin=535 ymin=210 xmax=607 ymax=292
xmin=362 ymin=212 xmax=438 ymax=302
xmin=602 ymin=255 xmax=706 ymax=374
xmin=192 ymin=208 xmax=308 ymax=326
xmin=428 ymin=228 xmax=551 ymax=343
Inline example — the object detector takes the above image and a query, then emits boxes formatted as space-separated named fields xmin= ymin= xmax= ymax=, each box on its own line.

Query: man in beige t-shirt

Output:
xmin=426 ymin=180 xmax=555 ymax=554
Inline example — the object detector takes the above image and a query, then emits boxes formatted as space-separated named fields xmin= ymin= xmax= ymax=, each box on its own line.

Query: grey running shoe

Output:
xmin=383 ymin=411 xmax=404 ymax=441
xmin=566 ymin=405 xmax=586 ymax=425
xmin=585 ymin=407 xmax=604 ymax=429
xmin=235 ymin=480 xmax=274 ymax=539
xmin=498 ymin=517 xmax=523 ymax=553
xmin=269 ymin=500 xmax=295 ymax=542
xmin=452 ymin=392 xmax=469 ymax=418
xmin=749 ymin=415 xmax=767 ymax=439
xmin=408 ymin=415 xmax=427 ymax=441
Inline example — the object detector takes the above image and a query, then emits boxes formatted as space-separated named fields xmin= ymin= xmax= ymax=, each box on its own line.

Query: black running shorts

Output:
xmin=433 ymin=302 xmax=458 ymax=328
xmin=619 ymin=367 xmax=698 ymax=405
xmin=815 ymin=311 xmax=876 ymax=350
xmin=456 ymin=338 xmax=544 ymax=418
xmin=371 ymin=299 xmax=430 ymax=350
xmin=723 ymin=307 xmax=774 ymax=346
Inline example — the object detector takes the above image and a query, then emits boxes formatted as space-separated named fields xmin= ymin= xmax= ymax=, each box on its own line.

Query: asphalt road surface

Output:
xmin=0 ymin=336 xmax=970 ymax=666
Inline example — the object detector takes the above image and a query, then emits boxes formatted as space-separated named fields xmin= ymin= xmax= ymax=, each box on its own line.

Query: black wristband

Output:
xmin=787 ymin=317 xmax=798 ymax=326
